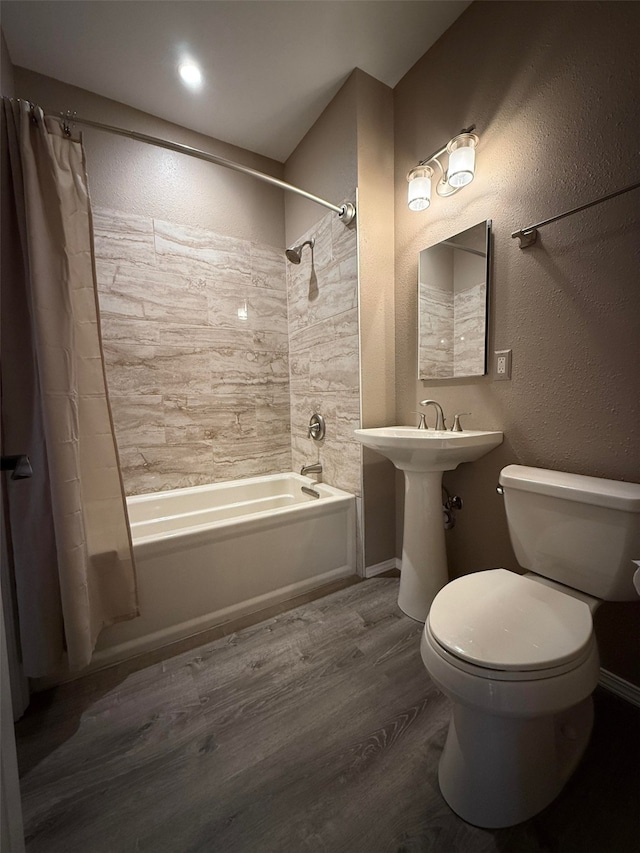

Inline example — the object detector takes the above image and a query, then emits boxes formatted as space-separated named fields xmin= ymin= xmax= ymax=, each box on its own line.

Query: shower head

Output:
xmin=285 ymin=238 xmax=315 ymax=264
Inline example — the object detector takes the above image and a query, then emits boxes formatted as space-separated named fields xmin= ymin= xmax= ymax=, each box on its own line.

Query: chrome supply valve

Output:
xmin=451 ymin=412 xmax=471 ymax=432
xmin=442 ymin=485 xmax=463 ymax=529
xmin=445 ymin=494 xmax=463 ymax=511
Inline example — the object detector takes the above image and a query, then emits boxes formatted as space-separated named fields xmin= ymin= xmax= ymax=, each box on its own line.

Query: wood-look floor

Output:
xmin=15 ymin=578 xmax=640 ymax=853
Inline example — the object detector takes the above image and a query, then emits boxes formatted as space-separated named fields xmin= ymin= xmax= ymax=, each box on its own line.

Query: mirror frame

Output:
xmin=417 ymin=219 xmax=491 ymax=381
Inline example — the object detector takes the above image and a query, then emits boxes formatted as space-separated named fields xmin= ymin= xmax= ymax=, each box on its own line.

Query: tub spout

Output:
xmin=301 ymin=463 xmax=322 ymax=480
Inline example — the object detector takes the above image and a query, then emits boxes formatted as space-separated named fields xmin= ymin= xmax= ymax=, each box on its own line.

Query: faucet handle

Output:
xmin=412 ymin=412 xmax=428 ymax=429
xmin=451 ymin=412 xmax=471 ymax=432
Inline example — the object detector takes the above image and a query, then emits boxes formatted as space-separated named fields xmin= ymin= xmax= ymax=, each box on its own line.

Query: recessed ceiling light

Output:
xmin=178 ymin=62 xmax=203 ymax=89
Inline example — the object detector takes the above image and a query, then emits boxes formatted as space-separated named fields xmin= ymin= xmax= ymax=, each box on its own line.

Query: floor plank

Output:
xmin=15 ymin=577 xmax=640 ymax=852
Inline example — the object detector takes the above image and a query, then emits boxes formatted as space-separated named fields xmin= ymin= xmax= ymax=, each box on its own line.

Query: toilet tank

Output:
xmin=499 ymin=465 xmax=640 ymax=600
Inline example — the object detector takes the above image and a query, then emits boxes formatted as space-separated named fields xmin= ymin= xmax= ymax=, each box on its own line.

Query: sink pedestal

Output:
xmin=353 ymin=426 xmax=503 ymax=624
xmin=398 ymin=471 xmax=449 ymax=622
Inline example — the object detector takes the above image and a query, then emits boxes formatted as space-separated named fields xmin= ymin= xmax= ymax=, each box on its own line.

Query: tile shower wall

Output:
xmin=93 ymin=208 xmax=291 ymax=494
xmin=287 ymin=208 xmax=361 ymax=497
xmin=419 ymin=282 xmax=486 ymax=379
xmin=453 ymin=282 xmax=486 ymax=377
xmin=419 ymin=284 xmax=454 ymax=379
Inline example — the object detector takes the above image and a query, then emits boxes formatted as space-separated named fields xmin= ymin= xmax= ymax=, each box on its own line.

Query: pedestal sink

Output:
xmin=354 ymin=427 xmax=503 ymax=622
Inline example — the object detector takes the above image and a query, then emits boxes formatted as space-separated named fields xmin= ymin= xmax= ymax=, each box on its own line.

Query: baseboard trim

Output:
xmin=598 ymin=669 xmax=640 ymax=708
xmin=365 ymin=558 xmax=401 ymax=579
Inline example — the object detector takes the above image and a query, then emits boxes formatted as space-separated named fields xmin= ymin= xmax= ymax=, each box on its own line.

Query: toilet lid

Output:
xmin=428 ymin=569 xmax=593 ymax=672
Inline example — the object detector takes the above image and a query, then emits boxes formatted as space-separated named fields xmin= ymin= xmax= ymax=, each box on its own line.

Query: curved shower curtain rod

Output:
xmin=55 ymin=112 xmax=357 ymax=226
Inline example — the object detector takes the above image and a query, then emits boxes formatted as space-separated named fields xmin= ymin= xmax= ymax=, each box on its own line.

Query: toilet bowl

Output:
xmin=421 ymin=465 xmax=640 ymax=828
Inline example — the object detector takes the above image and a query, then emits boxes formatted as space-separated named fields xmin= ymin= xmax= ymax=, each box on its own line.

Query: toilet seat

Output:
xmin=428 ymin=569 xmax=593 ymax=675
xmin=424 ymin=619 xmax=597 ymax=683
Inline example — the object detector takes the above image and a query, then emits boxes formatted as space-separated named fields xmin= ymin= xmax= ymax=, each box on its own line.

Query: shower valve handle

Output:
xmin=308 ymin=413 xmax=326 ymax=441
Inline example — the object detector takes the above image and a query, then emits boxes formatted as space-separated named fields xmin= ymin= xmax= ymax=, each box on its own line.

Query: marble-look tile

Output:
xmin=93 ymin=208 xmax=154 ymax=237
xmin=419 ymin=351 xmax=454 ymax=379
xmin=154 ymin=217 xmax=249 ymax=255
xmin=454 ymin=283 xmax=486 ymax=377
xmin=92 ymin=208 xmax=156 ymax=268
xmin=96 ymin=261 xmax=203 ymax=325
xmin=286 ymin=205 xmax=361 ymax=500
xmin=308 ymin=334 xmax=359 ymax=393
xmin=94 ymin=208 xmax=299 ymax=495
xmin=154 ymin=219 xmax=251 ymax=285
xmin=250 ymin=243 xmax=287 ymax=291
xmin=95 ymin=204 xmax=363 ymax=498
xmin=419 ymin=284 xmax=454 ymax=379
xmin=289 ymin=391 xmax=361 ymax=496
xmin=100 ymin=316 xmax=160 ymax=347
xmin=109 ymin=396 xmax=165 ymax=448
xmin=208 ymin=285 xmax=288 ymax=336
xmin=255 ymin=395 xmax=291 ymax=436
xmin=143 ymin=285 xmax=210 ymax=327
xmin=288 ymin=349 xmax=310 ymax=395
xmin=163 ymin=395 xmax=256 ymax=444
xmin=288 ymin=307 xmax=358 ymax=354
xmin=454 ymin=282 xmax=486 ymax=318
xmin=307 ymin=255 xmax=358 ymax=325
xmin=95 ymin=262 xmax=145 ymax=319
xmin=210 ymin=347 xmax=289 ymax=388
xmin=290 ymin=214 xmax=332 ymax=274
xmin=285 ymin=266 xmax=312 ymax=335
xmin=119 ymin=444 xmax=215 ymax=495
xmin=251 ymin=330 xmax=289 ymax=354
xmin=104 ymin=343 xmax=212 ymax=396
xmin=159 ymin=324 xmax=248 ymax=349
xmin=212 ymin=439 xmax=292 ymax=482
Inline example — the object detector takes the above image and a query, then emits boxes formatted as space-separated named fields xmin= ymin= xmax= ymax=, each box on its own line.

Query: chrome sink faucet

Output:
xmin=419 ymin=399 xmax=447 ymax=431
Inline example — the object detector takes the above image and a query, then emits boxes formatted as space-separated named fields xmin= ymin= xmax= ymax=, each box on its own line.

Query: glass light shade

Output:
xmin=447 ymin=134 xmax=477 ymax=188
xmin=407 ymin=167 xmax=432 ymax=211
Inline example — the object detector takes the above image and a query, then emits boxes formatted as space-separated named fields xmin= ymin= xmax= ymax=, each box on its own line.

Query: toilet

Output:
xmin=420 ymin=464 xmax=640 ymax=828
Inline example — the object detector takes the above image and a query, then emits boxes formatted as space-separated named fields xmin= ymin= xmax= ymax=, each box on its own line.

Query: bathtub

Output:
xmin=93 ymin=473 xmax=356 ymax=667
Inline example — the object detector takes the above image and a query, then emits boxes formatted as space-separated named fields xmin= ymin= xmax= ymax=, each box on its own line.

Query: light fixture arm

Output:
xmin=414 ymin=125 xmax=476 ymax=169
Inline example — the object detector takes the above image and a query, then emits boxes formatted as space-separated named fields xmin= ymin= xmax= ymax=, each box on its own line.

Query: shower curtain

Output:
xmin=1 ymin=98 xmax=138 ymax=676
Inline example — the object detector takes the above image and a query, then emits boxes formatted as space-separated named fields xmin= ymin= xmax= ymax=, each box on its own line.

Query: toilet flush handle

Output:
xmin=496 ymin=485 xmax=504 ymax=496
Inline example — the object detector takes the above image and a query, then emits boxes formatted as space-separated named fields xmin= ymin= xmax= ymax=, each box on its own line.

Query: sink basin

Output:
xmin=354 ymin=427 xmax=504 ymax=472
xmin=355 ymin=425 xmax=504 ymax=622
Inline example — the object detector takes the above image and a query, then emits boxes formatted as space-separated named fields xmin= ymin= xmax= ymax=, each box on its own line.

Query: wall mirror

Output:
xmin=418 ymin=220 xmax=491 ymax=380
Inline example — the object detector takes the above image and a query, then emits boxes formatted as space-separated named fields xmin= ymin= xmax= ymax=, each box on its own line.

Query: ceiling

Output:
xmin=1 ymin=0 xmax=470 ymax=162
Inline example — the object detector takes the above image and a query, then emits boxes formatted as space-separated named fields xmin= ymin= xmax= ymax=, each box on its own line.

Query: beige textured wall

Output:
xmin=13 ymin=68 xmax=285 ymax=247
xmin=394 ymin=1 xmax=640 ymax=682
xmin=284 ymin=72 xmax=358 ymax=247
xmin=354 ymin=71 xmax=397 ymax=570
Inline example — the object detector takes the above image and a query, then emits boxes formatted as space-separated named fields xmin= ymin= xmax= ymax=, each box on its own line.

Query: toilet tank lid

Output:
xmin=499 ymin=465 xmax=640 ymax=512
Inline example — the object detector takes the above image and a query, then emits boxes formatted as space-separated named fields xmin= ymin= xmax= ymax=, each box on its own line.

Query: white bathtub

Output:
xmin=93 ymin=473 xmax=356 ymax=667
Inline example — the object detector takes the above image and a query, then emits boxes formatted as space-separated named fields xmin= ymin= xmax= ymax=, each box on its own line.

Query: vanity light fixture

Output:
xmin=407 ymin=126 xmax=478 ymax=211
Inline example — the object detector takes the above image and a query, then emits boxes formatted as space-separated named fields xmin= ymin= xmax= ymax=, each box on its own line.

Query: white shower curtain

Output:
xmin=1 ymin=98 xmax=138 ymax=675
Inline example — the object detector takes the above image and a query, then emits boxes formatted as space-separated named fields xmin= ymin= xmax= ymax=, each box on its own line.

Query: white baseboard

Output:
xmin=365 ymin=558 xmax=401 ymax=579
xmin=598 ymin=668 xmax=640 ymax=708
